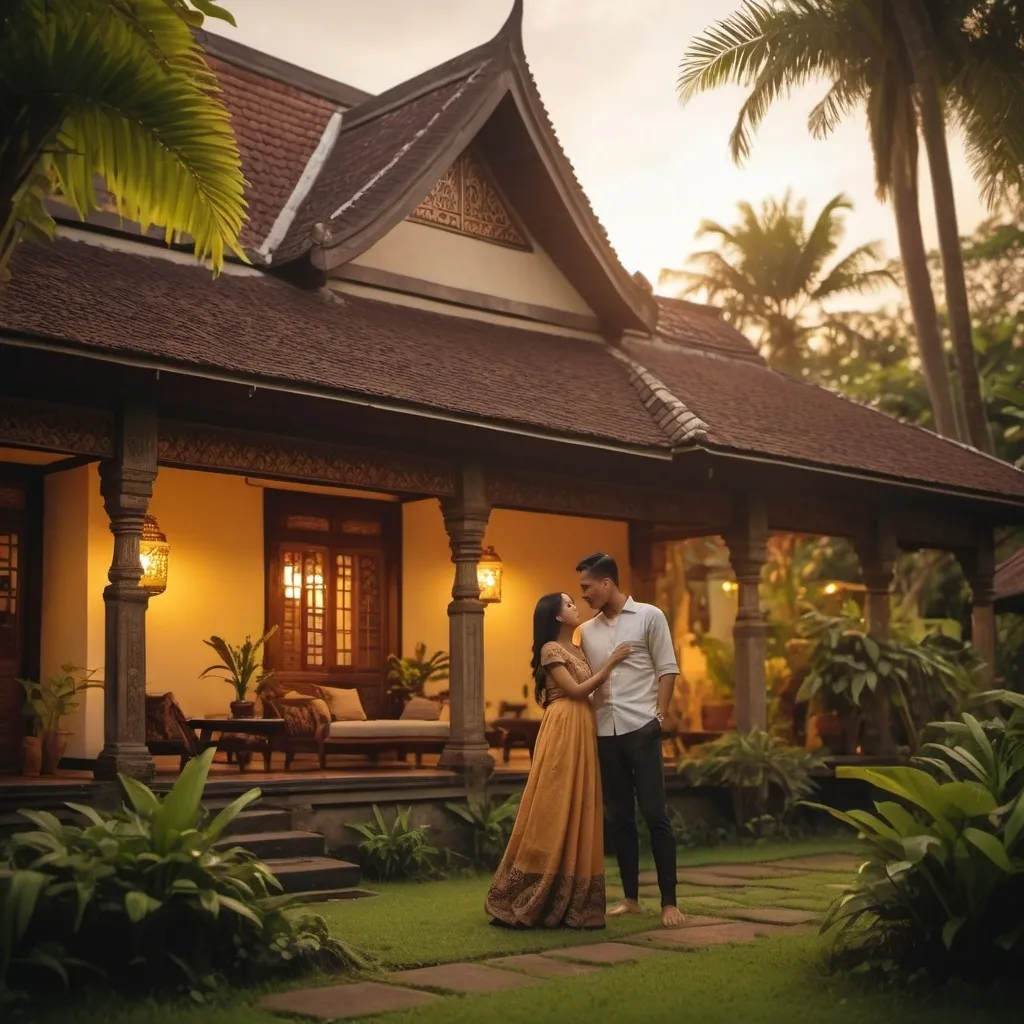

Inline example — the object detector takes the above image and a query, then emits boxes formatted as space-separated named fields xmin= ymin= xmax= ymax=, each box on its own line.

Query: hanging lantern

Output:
xmin=139 ymin=514 xmax=170 ymax=596
xmin=477 ymin=546 xmax=503 ymax=604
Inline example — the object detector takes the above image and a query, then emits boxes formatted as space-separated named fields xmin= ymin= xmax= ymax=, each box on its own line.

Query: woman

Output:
xmin=485 ymin=592 xmax=630 ymax=929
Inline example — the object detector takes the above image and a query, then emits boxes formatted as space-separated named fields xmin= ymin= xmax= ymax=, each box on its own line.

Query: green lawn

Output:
xmin=25 ymin=838 xmax=1018 ymax=1024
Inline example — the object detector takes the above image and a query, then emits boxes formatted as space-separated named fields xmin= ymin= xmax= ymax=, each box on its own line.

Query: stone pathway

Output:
xmin=258 ymin=853 xmax=859 ymax=1021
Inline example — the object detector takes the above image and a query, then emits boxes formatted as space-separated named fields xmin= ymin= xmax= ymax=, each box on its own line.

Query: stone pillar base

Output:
xmin=94 ymin=744 xmax=156 ymax=783
xmin=438 ymin=743 xmax=495 ymax=791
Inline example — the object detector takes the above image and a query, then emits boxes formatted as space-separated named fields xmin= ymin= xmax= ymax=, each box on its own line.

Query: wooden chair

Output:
xmin=145 ymin=692 xmax=201 ymax=771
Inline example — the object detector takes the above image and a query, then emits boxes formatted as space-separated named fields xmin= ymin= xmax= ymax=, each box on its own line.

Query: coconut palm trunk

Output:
xmin=890 ymin=142 xmax=960 ymax=440
xmin=893 ymin=0 xmax=993 ymax=454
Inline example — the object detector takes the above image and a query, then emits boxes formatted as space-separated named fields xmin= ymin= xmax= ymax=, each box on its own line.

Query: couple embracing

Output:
xmin=485 ymin=553 xmax=684 ymax=930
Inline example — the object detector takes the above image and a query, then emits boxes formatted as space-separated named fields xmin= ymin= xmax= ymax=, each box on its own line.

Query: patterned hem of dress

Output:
xmin=485 ymin=868 xmax=606 ymax=929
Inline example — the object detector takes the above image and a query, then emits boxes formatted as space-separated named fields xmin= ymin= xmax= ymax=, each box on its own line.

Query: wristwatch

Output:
xmin=656 ymin=713 xmax=665 ymax=723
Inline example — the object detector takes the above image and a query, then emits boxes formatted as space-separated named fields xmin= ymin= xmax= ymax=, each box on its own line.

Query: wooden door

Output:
xmin=0 ymin=481 xmax=29 ymax=773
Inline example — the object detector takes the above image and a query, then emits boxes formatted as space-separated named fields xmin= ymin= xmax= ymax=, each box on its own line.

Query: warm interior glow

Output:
xmin=823 ymin=582 xmax=839 ymax=595
xmin=721 ymin=580 xmax=737 ymax=593
xmin=477 ymin=546 xmax=503 ymax=603
xmin=139 ymin=514 xmax=169 ymax=596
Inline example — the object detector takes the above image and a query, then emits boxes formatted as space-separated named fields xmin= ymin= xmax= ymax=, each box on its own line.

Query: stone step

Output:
xmin=296 ymin=887 xmax=378 ymax=904
xmin=218 ymin=807 xmax=293 ymax=837
xmin=265 ymin=855 xmax=361 ymax=893
xmin=218 ymin=829 xmax=325 ymax=860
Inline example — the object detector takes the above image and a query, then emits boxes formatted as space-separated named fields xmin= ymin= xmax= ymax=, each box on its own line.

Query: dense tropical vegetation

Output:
xmin=0 ymin=0 xmax=247 ymax=282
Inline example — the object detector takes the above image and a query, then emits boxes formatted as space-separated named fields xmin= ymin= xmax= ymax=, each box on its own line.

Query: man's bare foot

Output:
xmin=661 ymin=904 xmax=685 ymax=928
xmin=607 ymin=899 xmax=643 ymax=918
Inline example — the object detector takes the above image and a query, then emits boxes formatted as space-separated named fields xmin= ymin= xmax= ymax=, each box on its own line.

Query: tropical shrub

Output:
xmin=797 ymin=608 xmax=977 ymax=750
xmin=445 ymin=792 xmax=521 ymax=870
xmin=677 ymin=729 xmax=824 ymax=827
xmin=386 ymin=643 xmax=450 ymax=697
xmin=0 ymin=749 xmax=364 ymax=1002
xmin=199 ymin=626 xmax=278 ymax=702
xmin=348 ymin=806 xmax=438 ymax=881
xmin=816 ymin=692 xmax=1024 ymax=979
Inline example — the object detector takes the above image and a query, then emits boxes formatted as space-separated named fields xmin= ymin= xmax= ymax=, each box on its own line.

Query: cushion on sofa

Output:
xmin=401 ymin=697 xmax=442 ymax=721
xmin=324 ymin=687 xmax=367 ymax=722
xmin=326 ymin=719 xmax=450 ymax=740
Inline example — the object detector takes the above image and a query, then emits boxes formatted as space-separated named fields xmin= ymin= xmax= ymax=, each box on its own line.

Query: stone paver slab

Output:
xmin=486 ymin=953 xmax=598 ymax=979
xmin=724 ymin=907 xmax=820 ymax=926
xmin=623 ymin=915 xmax=730 ymax=943
xmin=633 ymin=921 xmax=783 ymax=948
xmin=763 ymin=855 xmax=862 ymax=873
xmin=700 ymin=863 xmax=801 ymax=880
xmin=390 ymin=962 xmax=542 ymax=993
xmin=544 ymin=941 xmax=662 ymax=964
xmin=676 ymin=869 xmax=745 ymax=888
xmin=260 ymin=981 xmax=439 ymax=1020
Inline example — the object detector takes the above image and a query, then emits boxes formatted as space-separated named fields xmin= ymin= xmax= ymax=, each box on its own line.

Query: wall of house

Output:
xmin=145 ymin=468 xmax=265 ymax=719
xmin=349 ymin=220 xmax=595 ymax=319
xmin=401 ymin=499 xmax=632 ymax=717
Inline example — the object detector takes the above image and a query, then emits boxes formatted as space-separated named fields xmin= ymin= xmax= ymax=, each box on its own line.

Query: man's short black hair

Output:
xmin=576 ymin=552 xmax=619 ymax=586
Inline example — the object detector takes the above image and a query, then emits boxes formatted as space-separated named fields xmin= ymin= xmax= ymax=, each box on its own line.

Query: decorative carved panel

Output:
xmin=410 ymin=148 xmax=530 ymax=250
xmin=0 ymin=397 xmax=113 ymax=457
xmin=487 ymin=469 xmax=690 ymax=524
xmin=158 ymin=421 xmax=455 ymax=497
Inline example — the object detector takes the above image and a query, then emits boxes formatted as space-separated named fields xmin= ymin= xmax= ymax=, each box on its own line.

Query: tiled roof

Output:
xmin=622 ymin=334 xmax=1024 ymax=500
xmin=995 ymin=547 xmax=1024 ymax=606
xmin=655 ymin=296 xmax=765 ymax=365
xmin=208 ymin=54 xmax=341 ymax=249
xmin=275 ymin=54 xmax=502 ymax=263
xmin=1 ymin=237 xmax=666 ymax=450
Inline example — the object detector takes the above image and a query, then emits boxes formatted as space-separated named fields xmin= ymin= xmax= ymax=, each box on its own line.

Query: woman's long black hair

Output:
xmin=531 ymin=592 xmax=565 ymax=706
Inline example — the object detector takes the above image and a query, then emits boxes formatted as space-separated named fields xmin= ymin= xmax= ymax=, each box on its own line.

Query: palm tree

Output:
xmin=660 ymin=192 xmax=892 ymax=375
xmin=679 ymin=0 xmax=1024 ymax=450
xmin=0 ymin=0 xmax=248 ymax=282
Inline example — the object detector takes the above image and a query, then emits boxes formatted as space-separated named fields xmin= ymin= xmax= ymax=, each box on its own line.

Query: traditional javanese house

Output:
xmin=2 ymin=3 xmax=1023 ymax=791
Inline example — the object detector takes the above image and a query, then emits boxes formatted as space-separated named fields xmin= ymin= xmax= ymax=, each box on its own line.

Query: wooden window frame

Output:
xmin=263 ymin=490 xmax=401 ymax=719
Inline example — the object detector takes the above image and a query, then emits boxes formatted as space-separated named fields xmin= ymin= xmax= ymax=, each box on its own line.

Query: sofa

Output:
xmin=257 ymin=681 xmax=450 ymax=770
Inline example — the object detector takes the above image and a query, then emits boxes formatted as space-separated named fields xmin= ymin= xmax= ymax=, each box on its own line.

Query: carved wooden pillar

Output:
xmin=723 ymin=495 xmax=768 ymax=733
xmin=94 ymin=402 xmax=157 ymax=782
xmin=854 ymin=517 xmax=898 ymax=755
xmin=962 ymin=531 xmax=996 ymax=685
xmin=438 ymin=461 xmax=494 ymax=786
xmin=628 ymin=522 xmax=663 ymax=605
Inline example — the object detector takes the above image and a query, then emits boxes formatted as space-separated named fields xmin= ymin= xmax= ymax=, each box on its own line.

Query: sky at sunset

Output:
xmin=220 ymin=0 xmax=991 ymax=302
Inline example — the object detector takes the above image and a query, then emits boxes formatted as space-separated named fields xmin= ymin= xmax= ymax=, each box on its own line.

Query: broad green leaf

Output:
xmin=216 ymin=895 xmax=263 ymax=927
xmin=152 ymin=748 xmax=214 ymax=853
xmin=1004 ymin=790 xmax=1024 ymax=850
xmin=204 ymin=787 xmax=262 ymax=843
xmin=119 ymin=775 xmax=161 ymax=818
xmin=963 ymin=827 xmax=1014 ymax=872
xmin=938 ymin=782 xmax=998 ymax=818
xmin=125 ymin=890 xmax=162 ymax=923
xmin=942 ymin=916 xmax=966 ymax=950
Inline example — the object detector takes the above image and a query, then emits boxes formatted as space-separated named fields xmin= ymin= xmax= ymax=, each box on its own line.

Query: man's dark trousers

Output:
xmin=597 ymin=718 xmax=677 ymax=907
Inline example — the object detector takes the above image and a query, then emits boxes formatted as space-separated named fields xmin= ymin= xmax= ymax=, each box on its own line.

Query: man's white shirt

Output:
xmin=578 ymin=596 xmax=679 ymax=737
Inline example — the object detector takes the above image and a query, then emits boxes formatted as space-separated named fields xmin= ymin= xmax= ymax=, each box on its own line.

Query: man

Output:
xmin=576 ymin=552 xmax=685 ymax=928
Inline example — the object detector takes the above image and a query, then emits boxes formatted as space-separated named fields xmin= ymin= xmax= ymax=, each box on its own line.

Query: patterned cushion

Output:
xmin=280 ymin=703 xmax=319 ymax=737
xmin=145 ymin=692 xmax=196 ymax=751
xmin=401 ymin=697 xmax=442 ymax=721
xmin=308 ymin=697 xmax=332 ymax=728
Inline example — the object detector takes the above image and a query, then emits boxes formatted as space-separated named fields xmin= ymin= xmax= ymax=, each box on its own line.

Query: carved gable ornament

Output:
xmin=410 ymin=148 xmax=530 ymax=250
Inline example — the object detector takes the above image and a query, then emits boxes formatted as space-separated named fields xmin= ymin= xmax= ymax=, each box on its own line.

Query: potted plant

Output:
xmin=17 ymin=677 xmax=43 ymax=776
xmin=692 ymin=633 xmax=735 ymax=732
xmin=385 ymin=643 xmax=449 ymax=719
xmin=200 ymin=626 xmax=278 ymax=718
xmin=18 ymin=664 xmax=103 ymax=774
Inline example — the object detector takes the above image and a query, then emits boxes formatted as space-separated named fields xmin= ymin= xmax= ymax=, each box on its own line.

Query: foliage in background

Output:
xmin=690 ymin=633 xmax=735 ymax=699
xmin=444 ymin=792 xmax=521 ymax=872
xmin=678 ymin=729 xmax=824 ymax=827
xmin=816 ymin=691 xmax=1024 ymax=980
xmin=0 ymin=749 xmax=363 ymax=1003
xmin=0 ymin=0 xmax=248 ymax=282
xmin=199 ymin=626 xmax=278 ymax=702
xmin=660 ymin=192 xmax=891 ymax=374
xmin=348 ymin=806 xmax=438 ymax=881
xmin=797 ymin=606 xmax=977 ymax=750
xmin=386 ymin=643 xmax=450 ymax=697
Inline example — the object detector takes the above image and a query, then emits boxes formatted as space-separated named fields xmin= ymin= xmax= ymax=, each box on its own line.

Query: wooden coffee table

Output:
xmin=186 ymin=717 xmax=285 ymax=772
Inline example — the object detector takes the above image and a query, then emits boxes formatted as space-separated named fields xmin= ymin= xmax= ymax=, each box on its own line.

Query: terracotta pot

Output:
xmin=20 ymin=736 xmax=42 ymax=777
xmin=702 ymin=702 xmax=735 ymax=733
xmin=41 ymin=730 xmax=70 ymax=775
xmin=230 ymin=700 xmax=256 ymax=719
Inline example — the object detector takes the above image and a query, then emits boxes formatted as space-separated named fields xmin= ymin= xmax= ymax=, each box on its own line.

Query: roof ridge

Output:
xmin=608 ymin=346 xmax=709 ymax=445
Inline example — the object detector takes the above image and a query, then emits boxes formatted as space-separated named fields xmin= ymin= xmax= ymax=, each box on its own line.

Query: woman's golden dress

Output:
xmin=485 ymin=642 xmax=605 ymax=928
